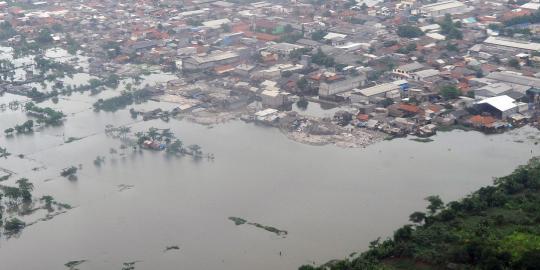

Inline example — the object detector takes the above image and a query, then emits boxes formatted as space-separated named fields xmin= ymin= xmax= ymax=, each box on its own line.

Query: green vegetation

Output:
xmin=24 ymin=102 xmax=65 ymax=125
xmin=60 ymin=166 xmax=78 ymax=179
xmin=397 ymin=43 xmax=417 ymax=54
xmin=397 ymin=25 xmax=424 ymax=38
xmin=312 ymin=48 xmax=335 ymax=67
xmin=229 ymin=216 xmax=287 ymax=236
xmin=4 ymin=218 xmax=25 ymax=233
xmin=298 ymin=157 xmax=540 ymax=270
xmin=311 ymin=30 xmax=327 ymax=41
xmin=93 ymin=89 xmax=152 ymax=112
xmin=64 ymin=260 xmax=86 ymax=269
xmin=0 ymin=21 xmax=17 ymax=41
xmin=13 ymin=120 xmax=34 ymax=134
xmin=0 ymin=147 xmax=11 ymax=158
xmin=440 ymin=85 xmax=460 ymax=100
xmin=439 ymin=14 xmax=463 ymax=40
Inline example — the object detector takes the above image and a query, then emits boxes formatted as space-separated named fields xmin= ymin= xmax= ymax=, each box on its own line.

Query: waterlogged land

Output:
xmin=1 ymin=49 xmax=540 ymax=270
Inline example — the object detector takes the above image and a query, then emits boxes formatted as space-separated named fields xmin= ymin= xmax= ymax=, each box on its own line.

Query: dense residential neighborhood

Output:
xmin=2 ymin=0 xmax=540 ymax=145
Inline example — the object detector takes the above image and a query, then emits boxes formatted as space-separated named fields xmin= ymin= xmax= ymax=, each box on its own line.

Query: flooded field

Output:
xmin=1 ymin=87 xmax=539 ymax=269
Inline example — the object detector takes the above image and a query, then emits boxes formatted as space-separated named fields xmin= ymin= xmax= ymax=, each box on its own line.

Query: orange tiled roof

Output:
xmin=399 ymin=103 xmax=421 ymax=114
xmin=469 ymin=115 xmax=496 ymax=126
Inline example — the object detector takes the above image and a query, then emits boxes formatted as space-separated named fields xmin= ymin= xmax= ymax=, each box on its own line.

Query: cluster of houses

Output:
xmin=2 ymin=0 xmax=540 ymax=137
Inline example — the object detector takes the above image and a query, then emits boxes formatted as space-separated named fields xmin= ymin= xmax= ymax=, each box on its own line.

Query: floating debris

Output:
xmin=64 ymin=260 xmax=86 ymax=270
xmin=164 ymin=245 xmax=180 ymax=252
xmin=228 ymin=216 xmax=247 ymax=225
xmin=410 ymin=137 xmax=434 ymax=143
xmin=117 ymin=184 xmax=134 ymax=192
xmin=64 ymin=137 xmax=82 ymax=144
xmin=228 ymin=217 xmax=287 ymax=237
xmin=121 ymin=261 xmax=141 ymax=270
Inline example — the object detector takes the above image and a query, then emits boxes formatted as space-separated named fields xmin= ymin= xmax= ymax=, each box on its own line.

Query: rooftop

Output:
xmin=477 ymin=95 xmax=517 ymax=112
xmin=484 ymin=36 xmax=540 ymax=52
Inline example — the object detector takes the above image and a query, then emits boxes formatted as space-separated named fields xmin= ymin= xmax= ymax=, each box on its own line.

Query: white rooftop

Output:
xmin=477 ymin=95 xmax=517 ymax=112
xmin=484 ymin=36 xmax=540 ymax=51
xmin=421 ymin=1 xmax=466 ymax=12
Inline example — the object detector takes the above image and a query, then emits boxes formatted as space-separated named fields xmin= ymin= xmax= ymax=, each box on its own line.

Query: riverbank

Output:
xmin=299 ymin=157 xmax=540 ymax=270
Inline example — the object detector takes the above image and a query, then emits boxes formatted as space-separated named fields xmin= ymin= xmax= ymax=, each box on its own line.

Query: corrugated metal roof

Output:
xmin=477 ymin=95 xmax=517 ymax=112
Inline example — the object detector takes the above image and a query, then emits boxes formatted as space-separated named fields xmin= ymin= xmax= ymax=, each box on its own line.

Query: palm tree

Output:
xmin=0 ymin=147 xmax=11 ymax=158
xmin=4 ymin=186 xmax=21 ymax=204
xmin=118 ymin=126 xmax=131 ymax=139
xmin=188 ymin=144 xmax=202 ymax=156
xmin=166 ymin=139 xmax=183 ymax=155
xmin=160 ymin=128 xmax=175 ymax=143
xmin=147 ymin=127 xmax=159 ymax=140
xmin=17 ymin=178 xmax=34 ymax=201
xmin=40 ymin=195 xmax=54 ymax=210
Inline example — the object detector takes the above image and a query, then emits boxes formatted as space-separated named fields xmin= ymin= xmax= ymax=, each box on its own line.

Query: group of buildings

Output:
xmin=2 ymin=0 xmax=540 ymax=137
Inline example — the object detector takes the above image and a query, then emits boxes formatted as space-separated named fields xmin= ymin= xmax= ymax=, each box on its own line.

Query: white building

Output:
xmin=483 ymin=36 xmax=540 ymax=53
xmin=420 ymin=1 xmax=469 ymax=17
xmin=319 ymin=75 xmax=366 ymax=97
xmin=182 ymin=51 xmax=239 ymax=70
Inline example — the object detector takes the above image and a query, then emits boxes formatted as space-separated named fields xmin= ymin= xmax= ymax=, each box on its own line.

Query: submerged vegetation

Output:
xmin=299 ymin=157 xmax=540 ymax=270
xmin=93 ymin=89 xmax=152 ymax=112
xmin=0 ymin=176 xmax=71 ymax=237
xmin=229 ymin=216 xmax=288 ymax=237
xmin=24 ymin=102 xmax=65 ymax=125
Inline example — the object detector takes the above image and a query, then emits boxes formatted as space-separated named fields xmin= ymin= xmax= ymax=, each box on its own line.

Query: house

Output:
xmin=352 ymin=81 xmax=408 ymax=103
xmin=486 ymin=72 xmax=540 ymax=89
xmin=420 ymin=1 xmax=469 ymax=17
xmin=392 ymin=62 xmax=424 ymax=79
xmin=182 ymin=51 xmax=239 ymax=70
xmin=475 ymin=95 xmax=518 ymax=119
xmin=260 ymin=90 xmax=289 ymax=107
xmin=318 ymin=75 xmax=366 ymax=97
xmin=483 ymin=36 xmax=540 ymax=53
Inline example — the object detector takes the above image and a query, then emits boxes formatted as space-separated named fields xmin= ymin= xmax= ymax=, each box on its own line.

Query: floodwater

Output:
xmin=1 ymin=48 xmax=539 ymax=270
xmin=1 ymin=89 xmax=539 ymax=270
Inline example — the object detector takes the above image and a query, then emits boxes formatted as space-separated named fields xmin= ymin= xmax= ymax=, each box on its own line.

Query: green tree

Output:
xmin=508 ymin=58 xmax=521 ymax=69
xmin=426 ymin=195 xmax=444 ymax=215
xmin=409 ymin=211 xmax=426 ymax=223
xmin=397 ymin=25 xmax=424 ymax=38
xmin=0 ymin=147 xmax=10 ymax=158
xmin=16 ymin=178 xmax=34 ymax=201
xmin=440 ymin=85 xmax=460 ymax=100
xmin=311 ymin=30 xmax=327 ymax=41
xmin=4 ymin=218 xmax=25 ymax=233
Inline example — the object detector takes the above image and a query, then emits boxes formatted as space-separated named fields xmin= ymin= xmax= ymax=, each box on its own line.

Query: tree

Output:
xmin=166 ymin=139 xmax=183 ymax=155
xmin=4 ymin=218 xmax=25 ymax=233
xmin=440 ymin=85 xmax=460 ymax=100
xmin=4 ymin=186 xmax=21 ymax=203
xmin=425 ymin=195 xmax=444 ymax=215
xmin=16 ymin=178 xmax=34 ymax=201
xmin=0 ymin=147 xmax=11 ymax=158
xmin=297 ymin=77 xmax=309 ymax=91
xmin=161 ymin=128 xmax=174 ymax=141
xmin=508 ymin=58 xmax=521 ymax=69
xmin=41 ymin=195 xmax=54 ymax=210
xmin=147 ymin=127 xmax=159 ymax=140
xmin=439 ymin=14 xmax=463 ymax=40
xmin=311 ymin=30 xmax=327 ymax=41
xmin=284 ymin=24 xmax=294 ymax=33
xmin=37 ymin=28 xmax=53 ymax=44
xmin=409 ymin=211 xmax=426 ymax=223
xmin=397 ymin=25 xmax=424 ymax=38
